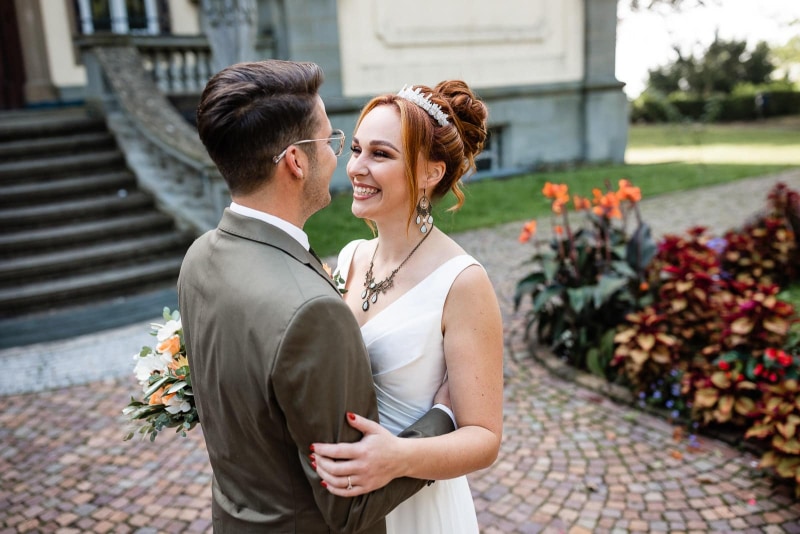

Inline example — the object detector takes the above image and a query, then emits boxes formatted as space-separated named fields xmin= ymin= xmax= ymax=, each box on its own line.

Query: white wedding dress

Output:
xmin=337 ymin=240 xmax=481 ymax=534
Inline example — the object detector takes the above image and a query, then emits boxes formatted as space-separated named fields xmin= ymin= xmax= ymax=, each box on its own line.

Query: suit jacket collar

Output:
xmin=218 ymin=208 xmax=337 ymax=292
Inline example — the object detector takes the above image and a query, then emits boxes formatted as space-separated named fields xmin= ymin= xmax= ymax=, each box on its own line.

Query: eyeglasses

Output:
xmin=272 ymin=129 xmax=346 ymax=164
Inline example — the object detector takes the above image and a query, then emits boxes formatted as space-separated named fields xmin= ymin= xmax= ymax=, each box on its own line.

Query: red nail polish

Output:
xmin=321 ymin=481 xmax=328 ymax=488
xmin=309 ymin=454 xmax=315 ymax=462
xmin=309 ymin=444 xmax=315 ymax=452
xmin=347 ymin=412 xmax=356 ymax=421
xmin=312 ymin=461 xmax=317 ymax=470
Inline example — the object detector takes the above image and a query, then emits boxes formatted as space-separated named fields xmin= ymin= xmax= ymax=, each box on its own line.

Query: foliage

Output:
xmin=646 ymin=36 xmax=775 ymax=97
xmin=744 ymin=348 xmax=800 ymax=497
xmin=517 ymin=180 xmax=800 ymax=494
xmin=122 ymin=308 xmax=198 ymax=442
xmin=514 ymin=179 xmax=656 ymax=377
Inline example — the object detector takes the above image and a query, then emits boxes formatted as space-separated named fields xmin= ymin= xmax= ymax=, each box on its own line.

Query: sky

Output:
xmin=615 ymin=0 xmax=800 ymax=98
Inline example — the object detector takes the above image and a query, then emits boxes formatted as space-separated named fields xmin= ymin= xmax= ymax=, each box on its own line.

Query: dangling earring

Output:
xmin=416 ymin=188 xmax=433 ymax=234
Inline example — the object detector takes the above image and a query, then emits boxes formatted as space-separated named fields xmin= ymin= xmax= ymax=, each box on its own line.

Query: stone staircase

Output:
xmin=0 ymin=107 xmax=195 ymax=348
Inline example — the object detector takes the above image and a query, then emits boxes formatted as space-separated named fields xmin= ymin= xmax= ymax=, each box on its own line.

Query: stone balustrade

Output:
xmin=78 ymin=37 xmax=228 ymax=235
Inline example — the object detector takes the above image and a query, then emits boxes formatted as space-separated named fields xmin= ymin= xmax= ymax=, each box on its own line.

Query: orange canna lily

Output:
xmin=617 ymin=179 xmax=642 ymax=203
xmin=518 ymin=220 xmax=537 ymax=243
xmin=157 ymin=335 xmax=181 ymax=357
xmin=554 ymin=225 xmax=564 ymax=235
xmin=592 ymin=188 xmax=623 ymax=219
xmin=573 ymin=195 xmax=591 ymax=211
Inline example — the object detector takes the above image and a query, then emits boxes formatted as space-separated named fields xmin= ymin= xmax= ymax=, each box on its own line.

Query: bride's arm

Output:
xmin=311 ymin=265 xmax=503 ymax=496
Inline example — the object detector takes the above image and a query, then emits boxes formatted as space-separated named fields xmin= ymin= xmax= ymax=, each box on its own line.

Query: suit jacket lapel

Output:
xmin=218 ymin=209 xmax=338 ymax=292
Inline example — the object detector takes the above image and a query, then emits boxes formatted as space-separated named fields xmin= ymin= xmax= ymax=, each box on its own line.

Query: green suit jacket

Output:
xmin=178 ymin=209 xmax=453 ymax=533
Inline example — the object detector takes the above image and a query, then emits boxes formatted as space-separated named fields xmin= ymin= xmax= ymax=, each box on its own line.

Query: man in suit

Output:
xmin=178 ymin=60 xmax=454 ymax=532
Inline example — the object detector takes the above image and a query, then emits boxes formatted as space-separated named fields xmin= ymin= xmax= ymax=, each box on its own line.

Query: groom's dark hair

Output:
xmin=197 ymin=60 xmax=324 ymax=196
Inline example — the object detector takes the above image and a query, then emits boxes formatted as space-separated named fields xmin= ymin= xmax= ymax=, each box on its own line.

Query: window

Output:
xmin=474 ymin=127 xmax=501 ymax=172
xmin=75 ymin=0 xmax=167 ymax=35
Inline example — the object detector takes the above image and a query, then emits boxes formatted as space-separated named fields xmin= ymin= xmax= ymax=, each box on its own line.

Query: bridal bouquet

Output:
xmin=122 ymin=308 xmax=198 ymax=441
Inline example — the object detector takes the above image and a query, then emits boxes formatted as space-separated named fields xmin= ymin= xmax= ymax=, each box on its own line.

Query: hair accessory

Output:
xmin=397 ymin=85 xmax=450 ymax=127
xmin=416 ymin=189 xmax=433 ymax=233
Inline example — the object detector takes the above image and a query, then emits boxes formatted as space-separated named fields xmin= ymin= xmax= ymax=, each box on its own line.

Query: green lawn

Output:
xmin=307 ymin=117 xmax=800 ymax=257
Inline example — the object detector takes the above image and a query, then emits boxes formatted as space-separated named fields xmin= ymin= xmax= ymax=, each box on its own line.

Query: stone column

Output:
xmin=200 ymin=0 xmax=258 ymax=74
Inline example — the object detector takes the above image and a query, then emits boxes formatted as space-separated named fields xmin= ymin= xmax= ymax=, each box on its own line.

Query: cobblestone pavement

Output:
xmin=2 ymin=171 xmax=800 ymax=533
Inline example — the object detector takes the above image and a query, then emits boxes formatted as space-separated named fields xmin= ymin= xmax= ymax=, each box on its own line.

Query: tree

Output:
xmin=645 ymin=35 xmax=775 ymax=97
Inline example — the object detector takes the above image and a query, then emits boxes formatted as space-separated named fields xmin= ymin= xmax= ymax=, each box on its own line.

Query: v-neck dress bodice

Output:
xmin=336 ymin=239 xmax=481 ymax=533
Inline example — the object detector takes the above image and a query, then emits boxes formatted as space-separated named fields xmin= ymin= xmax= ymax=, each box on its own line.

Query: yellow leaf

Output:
xmin=716 ymin=395 xmax=734 ymax=420
xmin=735 ymin=397 xmax=755 ymax=416
xmin=637 ymin=333 xmax=655 ymax=351
xmin=710 ymin=371 xmax=731 ymax=389
xmin=671 ymin=298 xmax=687 ymax=312
xmin=760 ymin=450 xmax=778 ymax=468
xmin=651 ymin=346 xmax=672 ymax=364
xmin=614 ymin=329 xmax=636 ymax=344
xmin=777 ymin=421 xmax=798 ymax=440
xmin=694 ymin=388 xmax=719 ymax=409
xmin=676 ymin=281 xmax=693 ymax=293
xmin=763 ymin=316 xmax=789 ymax=335
xmin=745 ymin=423 xmax=773 ymax=440
xmin=730 ymin=317 xmax=754 ymax=335
xmin=630 ymin=349 xmax=647 ymax=365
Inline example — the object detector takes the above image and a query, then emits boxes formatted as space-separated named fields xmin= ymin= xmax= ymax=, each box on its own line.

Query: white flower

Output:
xmin=165 ymin=396 xmax=192 ymax=414
xmin=133 ymin=351 xmax=172 ymax=383
xmin=155 ymin=319 xmax=182 ymax=342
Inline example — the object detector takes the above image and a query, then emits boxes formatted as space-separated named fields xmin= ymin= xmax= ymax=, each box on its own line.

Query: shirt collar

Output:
xmin=229 ymin=202 xmax=310 ymax=251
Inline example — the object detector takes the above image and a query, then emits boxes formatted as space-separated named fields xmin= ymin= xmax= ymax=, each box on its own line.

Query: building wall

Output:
xmin=336 ymin=0 xmax=584 ymax=97
xmin=276 ymin=0 xmax=627 ymax=189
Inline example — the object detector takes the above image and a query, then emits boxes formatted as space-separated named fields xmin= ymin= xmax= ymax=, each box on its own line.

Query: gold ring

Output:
xmin=347 ymin=476 xmax=353 ymax=490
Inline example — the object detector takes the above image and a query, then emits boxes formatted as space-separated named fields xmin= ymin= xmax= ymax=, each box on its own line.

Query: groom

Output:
xmin=178 ymin=60 xmax=454 ymax=532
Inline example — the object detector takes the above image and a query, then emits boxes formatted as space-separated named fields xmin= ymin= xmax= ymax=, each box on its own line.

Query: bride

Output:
xmin=311 ymin=80 xmax=504 ymax=532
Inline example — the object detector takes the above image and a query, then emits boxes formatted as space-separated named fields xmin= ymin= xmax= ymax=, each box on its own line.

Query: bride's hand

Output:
xmin=311 ymin=412 xmax=406 ymax=497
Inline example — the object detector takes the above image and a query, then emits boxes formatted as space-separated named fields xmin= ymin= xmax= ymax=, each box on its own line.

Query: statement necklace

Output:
xmin=361 ymin=230 xmax=432 ymax=312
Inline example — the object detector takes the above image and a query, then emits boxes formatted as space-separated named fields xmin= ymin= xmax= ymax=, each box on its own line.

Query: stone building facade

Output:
xmin=2 ymin=0 xmax=628 ymax=191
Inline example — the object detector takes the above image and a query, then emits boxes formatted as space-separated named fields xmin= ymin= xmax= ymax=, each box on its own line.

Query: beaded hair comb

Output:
xmin=396 ymin=85 xmax=450 ymax=127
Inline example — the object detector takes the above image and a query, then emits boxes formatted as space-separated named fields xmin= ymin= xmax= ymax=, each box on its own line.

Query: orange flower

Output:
xmin=617 ymin=179 xmax=641 ymax=203
xmin=157 ymin=335 xmax=181 ymax=357
xmin=543 ymin=182 xmax=570 ymax=214
xmin=322 ymin=262 xmax=332 ymax=277
xmin=591 ymin=188 xmax=622 ymax=219
xmin=639 ymin=281 xmax=649 ymax=292
xmin=554 ymin=225 xmax=564 ymax=235
xmin=149 ymin=386 xmax=166 ymax=405
xmin=169 ymin=354 xmax=189 ymax=379
xmin=573 ymin=195 xmax=591 ymax=211
xmin=518 ymin=220 xmax=537 ymax=243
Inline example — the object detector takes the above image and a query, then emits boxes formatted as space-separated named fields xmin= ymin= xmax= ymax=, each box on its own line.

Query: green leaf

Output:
xmin=162 ymin=307 xmax=172 ymax=320
xmin=567 ymin=287 xmax=590 ymax=314
xmin=166 ymin=381 xmax=187 ymax=394
xmin=593 ymin=275 xmax=629 ymax=308
xmin=611 ymin=260 xmax=636 ymax=278
xmin=626 ymin=223 xmax=657 ymax=271
xmin=514 ymin=272 xmax=546 ymax=309
xmin=586 ymin=347 xmax=606 ymax=377
xmin=533 ymin=285 xmax=564 ymax=314
xmin=143 ymin=375 xmax=171 ymax=398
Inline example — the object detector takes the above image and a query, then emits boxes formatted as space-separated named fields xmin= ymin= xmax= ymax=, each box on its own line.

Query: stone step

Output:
xmin=0 ymin=131 xmax=116 ymax=162
xmin=0 ymin=233 xmax=191 ymax=284
xmin=0 ymin=287 xmax=179 ymax=350
xmin=0 ymin=149 xmax=126 ymax=183
xmin=0 ymin=256 xmax=184 ymax=317
xmin=0 ymin=108 xmax=105 ymax=143
xmin=0 ymin=190 xmax=153 ymax=230
xmin=0 ymin=170 xmax=135 ymax=206
xmin=0 ymin=212 xmax=176 ymax=254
